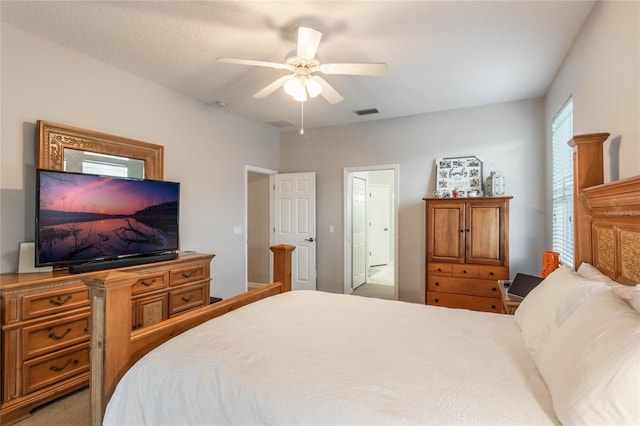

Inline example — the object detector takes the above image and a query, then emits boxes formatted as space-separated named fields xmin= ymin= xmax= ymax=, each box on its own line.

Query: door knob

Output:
xmin=304 ymin=237 xmax=315 ymax=242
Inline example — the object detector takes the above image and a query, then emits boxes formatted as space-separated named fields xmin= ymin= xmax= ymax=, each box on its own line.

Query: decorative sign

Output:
xmin=435 ymin=156 xmax=483 ymax=197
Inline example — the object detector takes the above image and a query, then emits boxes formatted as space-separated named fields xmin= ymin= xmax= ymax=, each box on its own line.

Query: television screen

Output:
xmin=36 ymin=169 xmax=179 ymax=268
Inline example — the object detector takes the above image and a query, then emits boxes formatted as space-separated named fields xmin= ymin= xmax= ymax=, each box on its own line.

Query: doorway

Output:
xmin=343 ymin=165 xmax=398 ymax=300
xmin=246 ymin=167 xmax=317 ymax=292
xmin=246 ymin=167 xmax=276 ymax=290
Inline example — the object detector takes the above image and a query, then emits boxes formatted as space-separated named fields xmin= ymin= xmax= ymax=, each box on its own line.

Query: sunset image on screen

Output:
xmin=37 ymin=170 xmax=179 ymax=265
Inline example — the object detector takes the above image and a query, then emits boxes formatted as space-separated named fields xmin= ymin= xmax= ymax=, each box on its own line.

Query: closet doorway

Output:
xmin=343 ymin=165 xmax=398 ymax=300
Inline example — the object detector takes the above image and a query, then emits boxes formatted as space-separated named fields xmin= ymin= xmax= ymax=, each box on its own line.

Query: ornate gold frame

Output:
xmin=37 ymin=120 xmax=164 ymax=180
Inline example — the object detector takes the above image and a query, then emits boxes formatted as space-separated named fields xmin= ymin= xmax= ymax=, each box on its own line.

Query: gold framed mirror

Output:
xmin=37 ymin=120 xmax=164 ymax=179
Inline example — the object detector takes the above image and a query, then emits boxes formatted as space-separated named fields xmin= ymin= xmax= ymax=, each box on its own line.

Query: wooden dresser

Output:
xmin=0 ymin=253 xmax=214 ymax=424
xmin=424 ymin=197 xmax=511 ymax=313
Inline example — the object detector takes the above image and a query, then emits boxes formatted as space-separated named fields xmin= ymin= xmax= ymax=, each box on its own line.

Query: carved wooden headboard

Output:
xmin=571 ymin=133 xmax=640 ymax=285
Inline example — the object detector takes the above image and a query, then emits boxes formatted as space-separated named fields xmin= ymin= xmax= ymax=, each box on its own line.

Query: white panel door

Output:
xmin=274 ymin=172 xmax=316 ymax=291
xmin=352 ymin=176 xmax=367 ymax=289
xmin=369 ymin=184 xmax=391 ymax=266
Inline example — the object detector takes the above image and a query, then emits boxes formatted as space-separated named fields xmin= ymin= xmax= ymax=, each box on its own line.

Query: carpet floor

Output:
xmin=351 ymin=283 xmax=395 ymax=300
xmin=15 ymin=387 xmax=89 ymax=426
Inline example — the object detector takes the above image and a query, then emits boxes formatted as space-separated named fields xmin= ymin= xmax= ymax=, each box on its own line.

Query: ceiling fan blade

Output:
xmin=310 ymin=76 xmax=344 ymax=104
xmin=217 ymin=57 xmax=289 ymax=70
xmin=297 ymin=27 xmax=322 ymax=61
xmin=253 ymin=75 xmax=293 ymax=98
xmin=318 ymin=62 xmax=388 ymax=76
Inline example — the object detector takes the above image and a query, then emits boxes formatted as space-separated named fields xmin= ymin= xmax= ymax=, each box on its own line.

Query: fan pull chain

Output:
xmin=300 ymin=101 xmax=304 ymax=135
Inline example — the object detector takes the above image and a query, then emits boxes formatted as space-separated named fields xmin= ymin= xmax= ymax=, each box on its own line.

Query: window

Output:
xmin=552 ymin=98 xmax=574 ymax=267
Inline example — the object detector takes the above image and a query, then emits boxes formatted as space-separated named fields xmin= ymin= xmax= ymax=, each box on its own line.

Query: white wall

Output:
xmin=0 ymin=24 xmax=280 ymax=299
xmin=545 ymin=0 xmax=640 ymax=253
xmin=280 ymin=98 xmax=546 ymax=303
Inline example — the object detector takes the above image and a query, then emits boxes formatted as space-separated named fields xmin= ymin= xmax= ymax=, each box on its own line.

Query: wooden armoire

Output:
xmin=424 ymin=196 xmax=512 ymax=313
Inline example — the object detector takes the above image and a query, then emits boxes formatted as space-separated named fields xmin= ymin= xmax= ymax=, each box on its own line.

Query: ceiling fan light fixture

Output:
xmin=305 ymin=78 xmax=322 ymax=98
xmin=283 ymin=77 xmax=302 ymax=97
xmin=293 ymin=88 xmax=308 ymax=102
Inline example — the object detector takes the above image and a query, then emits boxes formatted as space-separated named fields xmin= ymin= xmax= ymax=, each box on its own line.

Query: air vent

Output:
xmin=266 ymin=120 xmax=295 ymax=128
xmin=353 ymin=108 xmax=379 ymax=116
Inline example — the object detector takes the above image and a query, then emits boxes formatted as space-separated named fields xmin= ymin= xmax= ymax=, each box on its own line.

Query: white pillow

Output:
xmin=533 ymin=289 xmax=640 ymax=425
xmin=514 ymin=265 xmax=607 ymax=354
xmin=577 ymin=262 xmax=618 ymax=285
xmin=630 ymin=287 xmax=640 ymax=312
xmin=578 ymin=262 xmax=640 ymax=312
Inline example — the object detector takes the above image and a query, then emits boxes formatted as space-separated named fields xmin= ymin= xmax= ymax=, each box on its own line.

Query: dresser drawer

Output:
xmin=23 ymin=343 xmax=90 ymax=394
xmin=22 ymin=286 xmax=89 ymax=320
xmin=428 ymin=263 xmax=452 ymax=276
xmin=478 ymin=265 xmax=508 ymax=280
xmin=428 ymin=276 xmax=501 ymax=298
xmin=22 ymin=311 xmax=90 ymax=360
xmin=452 ymin=264 xmax=478 ymax=278
xmin=169 ymin=282 xmax=207 ymax=315
xmin=170 ymin=264 xmax=207 ymax=287
xmin=426 ymin=293 xmax=503 ymax=313
xmin=131 ymin=271 xmax=169 ymax=295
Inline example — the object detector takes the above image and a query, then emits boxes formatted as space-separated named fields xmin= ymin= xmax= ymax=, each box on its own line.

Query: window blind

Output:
xmin=551 ymin=98 xmax=574 ymax=267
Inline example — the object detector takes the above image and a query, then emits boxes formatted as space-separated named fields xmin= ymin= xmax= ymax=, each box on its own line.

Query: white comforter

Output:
xmin=104 ymin=291 xmax=558 ymax=425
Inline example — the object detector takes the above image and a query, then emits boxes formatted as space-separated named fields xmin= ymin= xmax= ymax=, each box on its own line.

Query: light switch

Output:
xmin=329 ymin=225 xmax=335 ymax=233
xmin=233 ymin=226 xmax=242 ymax=235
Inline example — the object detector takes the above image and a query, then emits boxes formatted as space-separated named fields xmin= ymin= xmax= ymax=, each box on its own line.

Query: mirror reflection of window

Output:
xmin=63 ymin=148 xmax=145 ymax=178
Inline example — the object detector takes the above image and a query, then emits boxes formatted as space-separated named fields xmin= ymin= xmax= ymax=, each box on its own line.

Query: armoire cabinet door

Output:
xmin=427 ymin=201 xmax=465 ymax=262
xmin=466 ymin=200 xmax=508 ymax=265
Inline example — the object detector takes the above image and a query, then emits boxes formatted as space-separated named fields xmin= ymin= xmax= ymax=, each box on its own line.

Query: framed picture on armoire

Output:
xmin=435 ymin=156 xmax=483 ymax=197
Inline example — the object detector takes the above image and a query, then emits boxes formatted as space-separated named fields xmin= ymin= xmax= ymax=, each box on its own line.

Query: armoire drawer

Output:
xmin=478 ymin=265 xmax=508 ymax=280
xmin=452 ymin=264 xmax=478 ymax=278
xmin=428 ymin=263 xmax=453 ymax=276
xmin=426 ymin=293 xmax=504 ymax=313
xmin=428 ymin=276 xmax=501 ymax=298
xmin=22 ymin=311 xmax=89 ymax=360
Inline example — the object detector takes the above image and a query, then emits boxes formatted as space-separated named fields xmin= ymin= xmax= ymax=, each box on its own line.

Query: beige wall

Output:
xmin=280 ymin=98 xmax=546 ymax=303
xmin=0 ymin=24 xmax=280 ymax=299
xmin=545 ymin=0 xmax=640 ymax=246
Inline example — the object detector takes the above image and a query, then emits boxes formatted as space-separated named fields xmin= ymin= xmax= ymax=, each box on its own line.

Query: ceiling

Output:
xmin=1 ymin=1 xmax=595 ymax=131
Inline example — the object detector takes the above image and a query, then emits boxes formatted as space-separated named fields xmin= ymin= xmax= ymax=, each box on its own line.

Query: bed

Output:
xmin=85 ymin=133 xmax=640 ymax=425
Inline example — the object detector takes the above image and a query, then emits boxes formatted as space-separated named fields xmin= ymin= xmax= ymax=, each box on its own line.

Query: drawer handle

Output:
xmin=48 ymin=327 xmax=72 ymax=341
xmin=437 ymin=268 xmax=442 ymax=272
xmin=459 ymin=229 xmax=464 ymax=233
xmin=463 ymin=270 xmax=467 ymax=274
xmin=49 ymin=295 xmax=72 ymax=306
xmin=181 ymin=294 xmax=194 ymax=303
xmin=141 ymin=278 xmax=156 ymax=287
xmin=49 ymin=358 xmax=79 ymax=372
xmin=489 ymin=271 xmax=495 ymax=276
xmin=434 ymin=298 xmax=439 ymax=303
xmin=435 ymin=282 xmax=440 ymax=286
xmin=492 ymin=287 xmax=497 ymax=292
xmin=181 ymin=271 xmax=196 ymax=278
xmin=491 ymin=305 xmax=497 ymax=310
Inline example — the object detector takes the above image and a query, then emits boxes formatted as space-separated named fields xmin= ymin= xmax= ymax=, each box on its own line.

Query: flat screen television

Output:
xmin=36 ymin=169 xmax=180 ymax=273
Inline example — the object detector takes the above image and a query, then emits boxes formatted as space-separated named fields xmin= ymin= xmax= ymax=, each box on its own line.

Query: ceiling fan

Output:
xmin=217 ymin=26 xmax=387 ymax=104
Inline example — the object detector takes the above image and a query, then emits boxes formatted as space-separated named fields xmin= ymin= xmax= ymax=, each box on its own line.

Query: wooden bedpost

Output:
xmin=82 ymin=270 xmax=137 ymax=426
xmin=569 ymin=132 xmax=609 ymax=269
xmin=82 ymin=246 xmax=295 ymax=425
xmin=270 ymin=244 xmax=296 ymax=292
